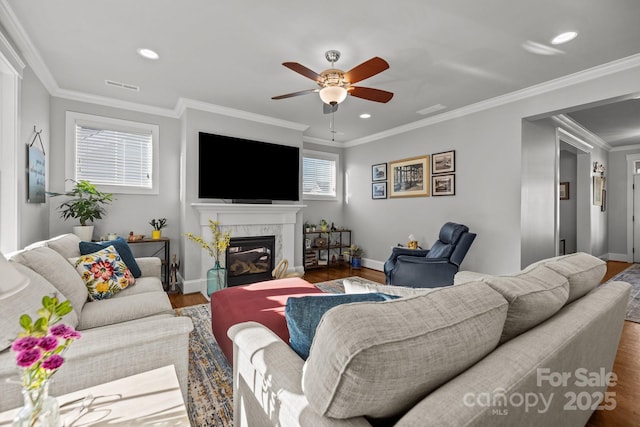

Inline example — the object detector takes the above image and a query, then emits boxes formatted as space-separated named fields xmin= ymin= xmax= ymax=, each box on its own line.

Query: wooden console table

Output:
xmin=0 ymin=365 xmax=189 ymax=426
xmin=128 ymin=237 xmax=170 ymax=289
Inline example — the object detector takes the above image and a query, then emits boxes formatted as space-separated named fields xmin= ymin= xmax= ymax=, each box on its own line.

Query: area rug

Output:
xmin=175 ymin=303 xmax=233 ymax=427
xmin=174 ymin=277 xmax=382 ymax=426
xmin=604 ymin=263 xmax=640 ymax=323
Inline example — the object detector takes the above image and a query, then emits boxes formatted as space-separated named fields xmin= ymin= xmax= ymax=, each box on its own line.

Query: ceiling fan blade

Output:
xmin=323 ymin=103 xmax=338 ymax=114
xmin=282 ymin=62 xmax=323 ymax=82
xmin=344 ymin=57 xmax=390 ymax=84
xmin=272 ymin=89 xmax=318 ymax=100
xmin=348 ymin=86 xmax=394 ymax=103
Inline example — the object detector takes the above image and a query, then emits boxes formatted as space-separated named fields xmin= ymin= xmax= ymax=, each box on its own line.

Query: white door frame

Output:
xmin=0 ymin=30 xmax=24 ymax=253
xmin=626 ymin=154 xmax=640 ymax=262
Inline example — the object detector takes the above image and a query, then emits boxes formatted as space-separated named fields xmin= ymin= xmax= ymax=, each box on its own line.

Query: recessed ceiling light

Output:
xmin=359 ymin=113 xmax=371 ymax=119
xmin=551 ymin=31 xmax=578 ymax=45
xmin=137 ymin=48 xmax=159 ymax=60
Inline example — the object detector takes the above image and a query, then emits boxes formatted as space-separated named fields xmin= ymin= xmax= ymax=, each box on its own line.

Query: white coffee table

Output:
xmin=0 ymin=365 xmax=190 ymax=426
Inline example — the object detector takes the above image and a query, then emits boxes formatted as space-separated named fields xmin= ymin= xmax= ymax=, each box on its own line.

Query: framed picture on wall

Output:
xmin=593 ymin=176 xmax=605 ymax=206
xmin=432 ymin=174 xmax=455 ymax=196
xmin=372 ymin=163 xmax=387 ymax=181
xmin=431 ymin=150 xmax=455 ymax=174
xmin=372 ymin=182 xmax=387 ymax=199
xmin=389 ymin=155 xmax=430 ymax=198
xmin=559 ymin=182 xmax=570 ymax=200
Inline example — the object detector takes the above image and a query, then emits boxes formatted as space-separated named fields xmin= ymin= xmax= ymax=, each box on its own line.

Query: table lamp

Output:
xmin=0 ymin=252 xmax=29 ymax=299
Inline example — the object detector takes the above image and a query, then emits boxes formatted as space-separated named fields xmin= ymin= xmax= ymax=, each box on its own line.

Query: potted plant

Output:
xmin=48 ymin=180 xmax=113 ymax=241
xmin=149 ymin=218 xmax=167 ymax=239
xmin=345 ymin=244 xmax=364 ymax=269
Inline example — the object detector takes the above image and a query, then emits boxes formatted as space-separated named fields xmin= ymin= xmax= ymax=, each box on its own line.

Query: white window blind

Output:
xmin=303 ymin=150 xmax=337 ymax=198
xmin=66 ymin=112 xmax=159 ymax=195
xmin=75 ymin=125 xmax=152 ymax=188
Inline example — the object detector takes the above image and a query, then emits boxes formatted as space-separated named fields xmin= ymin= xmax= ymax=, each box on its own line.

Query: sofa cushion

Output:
xmin=343 ymin=278 xmax=434 ymax=297
xmin=302 ymin=281 xmax=508 ymax=419
xmin=481 ymin=265 xmax=569 ymax=343
xmin=535 ymin=252 xmax=605 ymax=304
xmin=285 ymin=292 xmax=399 ymax=360
xmin=1 ymin=260 xmax=79 ymax=351
xmin=74 ymin=246 xmax=135 ymax=301
xmin=9 ymin=246 xmax=88 ymax=316
xmin=42 ymin=233 xmax=81 ymax=259
xmin=77 ymin=291 xmax=174 ymax=330
xmin=79 ymin=237 xmax=142 ymax=278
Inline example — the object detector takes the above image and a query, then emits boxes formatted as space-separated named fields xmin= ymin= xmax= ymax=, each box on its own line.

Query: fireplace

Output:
xmin=226 ymin=235 xmax=275 ymax=286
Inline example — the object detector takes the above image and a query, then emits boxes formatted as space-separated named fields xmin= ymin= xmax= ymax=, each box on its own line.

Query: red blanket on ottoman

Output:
xmin=210 ymin=277 xmax=324 ymax=364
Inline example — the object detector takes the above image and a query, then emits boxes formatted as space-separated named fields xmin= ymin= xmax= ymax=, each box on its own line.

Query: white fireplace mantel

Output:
xmin=189 ymin=203 xmax=306 ymax=295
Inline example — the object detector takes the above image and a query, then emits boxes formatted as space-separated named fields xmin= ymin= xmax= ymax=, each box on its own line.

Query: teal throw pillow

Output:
xmin=285 ymin=292 xmax=399 ymax=360
xmin=79 ymin=237 xmax=142 ymax=278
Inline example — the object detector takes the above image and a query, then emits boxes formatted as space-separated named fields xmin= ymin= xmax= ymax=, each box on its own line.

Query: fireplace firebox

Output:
xmin=226 ymin=235 xmax=275 ymax=286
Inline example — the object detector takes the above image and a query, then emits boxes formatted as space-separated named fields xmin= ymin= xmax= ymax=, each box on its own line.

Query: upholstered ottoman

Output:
xmin=210 ymin=277 xmax=324 ymax=364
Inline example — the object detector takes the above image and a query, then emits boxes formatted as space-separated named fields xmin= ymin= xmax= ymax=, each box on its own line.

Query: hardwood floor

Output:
xmin=169 ymin=261 xmax=638 ymax=426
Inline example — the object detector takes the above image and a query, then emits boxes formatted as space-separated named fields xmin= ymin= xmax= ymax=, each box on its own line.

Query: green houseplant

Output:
xmin=48 ymin=180 xmax=113 ymax=241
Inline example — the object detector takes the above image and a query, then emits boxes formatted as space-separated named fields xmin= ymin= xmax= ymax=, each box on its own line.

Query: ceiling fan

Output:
xmin=272 ymin=50 xmax=393 ymax=114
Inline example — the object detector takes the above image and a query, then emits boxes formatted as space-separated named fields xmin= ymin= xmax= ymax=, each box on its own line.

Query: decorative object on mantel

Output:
xmin=593 ymin=161 xmax=606 ymax=175
xmin=407 ymin=234 xmax=419 ymax=249
xmin=185 ymin=220 xmax=232 ymax=296
xmin=27 ymin=126 xmax=46 ymax=204
xmin=47 ymin=180 xmax=113 ymax=242
xmin=149 ymin=218 xmax=167 ymax=239
xmin=10 ymin=295 xmax=81 ymax=427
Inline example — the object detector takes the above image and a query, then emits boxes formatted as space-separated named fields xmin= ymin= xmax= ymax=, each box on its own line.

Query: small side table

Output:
xmin=0 ymin=365 xmax=189 ymax=426
xmin=128 ymin=237 xmax=170 ymax=289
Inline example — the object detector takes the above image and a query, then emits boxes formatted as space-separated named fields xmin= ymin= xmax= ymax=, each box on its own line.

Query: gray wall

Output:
xmin=19 ymin=66 xmax=50 ymax=247
xmin=47 ymin=98 xmax=182 ymax=255
xmin=607 ymin=147 xmax=640 ymax=259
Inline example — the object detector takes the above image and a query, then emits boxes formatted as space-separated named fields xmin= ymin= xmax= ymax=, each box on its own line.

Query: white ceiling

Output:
xmin=2 ymin=0 xmax=640 ymax=145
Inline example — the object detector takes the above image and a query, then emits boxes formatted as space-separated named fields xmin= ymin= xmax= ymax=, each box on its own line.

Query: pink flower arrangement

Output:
xmin=11 ymin=295 xmax=81 ymax=391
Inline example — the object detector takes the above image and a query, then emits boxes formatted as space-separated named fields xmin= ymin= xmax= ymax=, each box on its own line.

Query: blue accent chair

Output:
xmin=383 ymin=222 xmax=476 ymax=288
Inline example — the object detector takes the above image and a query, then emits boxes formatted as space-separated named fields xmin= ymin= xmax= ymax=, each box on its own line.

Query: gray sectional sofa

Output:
xmin=229 ymin=252 xmax=630 ymax=426
xmin=0 ymin=233 xmax=193 ymax=411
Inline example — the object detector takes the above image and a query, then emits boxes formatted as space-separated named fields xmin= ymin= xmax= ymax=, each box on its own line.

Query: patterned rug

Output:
xmin=604 ymin=263 xmax=640 ymax=323
xmin=175 ymin=304 xmax=233 ymax=427
xmin=174 ymin=277 xmax=381 ymax=426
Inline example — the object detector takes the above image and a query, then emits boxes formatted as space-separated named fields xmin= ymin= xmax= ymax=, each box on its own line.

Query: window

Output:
xmin=303 ymin=149 xmax=338 ymax=200
xmin=65 ymin=112 xmax=159 ymax=194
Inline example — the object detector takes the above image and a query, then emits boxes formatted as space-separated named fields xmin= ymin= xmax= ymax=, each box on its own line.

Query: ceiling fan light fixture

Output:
xmin=319 ymin=86 xmax=347 ymax=105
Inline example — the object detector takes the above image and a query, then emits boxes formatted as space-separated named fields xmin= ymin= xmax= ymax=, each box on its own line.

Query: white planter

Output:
xmin=73 ymin=225 xmax=94 ymax=242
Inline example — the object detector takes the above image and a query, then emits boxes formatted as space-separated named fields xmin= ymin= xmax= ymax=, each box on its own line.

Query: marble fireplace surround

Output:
xmin=191 ymin=203 xmax=305 ymax=294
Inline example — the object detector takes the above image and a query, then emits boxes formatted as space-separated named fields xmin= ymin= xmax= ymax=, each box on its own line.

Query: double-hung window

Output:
xmin=303 ymin=149 xmax=338 ymax=200
xmin=65 ymin=112 xmax=159 ymax=194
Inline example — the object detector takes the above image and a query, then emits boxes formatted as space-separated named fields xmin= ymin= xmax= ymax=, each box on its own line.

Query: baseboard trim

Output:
xmin=607 ymin=253 xmax=631 ymax=262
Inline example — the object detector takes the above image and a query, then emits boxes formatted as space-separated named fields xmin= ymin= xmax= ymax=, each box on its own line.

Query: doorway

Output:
xmin=555 ymin=128 xmax=592 ymax=256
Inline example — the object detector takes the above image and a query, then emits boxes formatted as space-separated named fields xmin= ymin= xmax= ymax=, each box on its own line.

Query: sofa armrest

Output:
xmin=0 ymin=315 xmax=193 ymax=411
xmin=136 ymin=256 xmax=161 ymax=278
xmin=228 ymin=322 xmax=370 ymax=427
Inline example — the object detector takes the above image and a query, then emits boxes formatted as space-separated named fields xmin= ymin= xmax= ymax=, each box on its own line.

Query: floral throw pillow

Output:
xmin=74 ymin=245 xmax=135 ymax=300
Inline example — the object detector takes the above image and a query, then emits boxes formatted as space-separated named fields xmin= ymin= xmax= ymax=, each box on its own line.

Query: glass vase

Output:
xmin=12 ymin=380 xmax=60 ymax=427
xmin=207 ymin=260 xmax=227 ymax=296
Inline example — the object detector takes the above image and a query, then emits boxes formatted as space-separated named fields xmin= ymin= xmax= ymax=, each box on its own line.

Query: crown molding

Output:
xmin=302 ymin=135 xmax=339 ymax=147
xmin=346 ymin=53 xmax=640 ymax=146
xmin=551 ymin=114 xmax=611 ymax=151
xmin=54 ymin=88 xmax=177 ymax=118
xmin=175 ymin=98 xmax=308 ymax=131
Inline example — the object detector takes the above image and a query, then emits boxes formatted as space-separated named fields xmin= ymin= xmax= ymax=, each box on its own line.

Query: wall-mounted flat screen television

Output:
xmin=198 ymin=132 xmax=300 ymax=202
